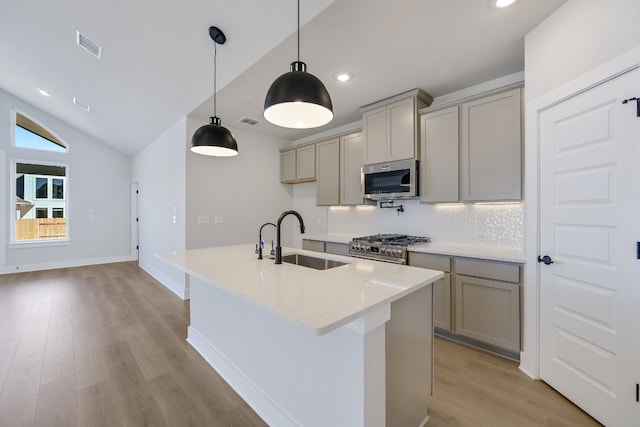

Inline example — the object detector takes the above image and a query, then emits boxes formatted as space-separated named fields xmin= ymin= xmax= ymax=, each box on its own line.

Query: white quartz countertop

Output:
xmin=409 ymin=242 xmax=525 ymax=263
xmin=157 ymin=244 xmax=443 ymax=336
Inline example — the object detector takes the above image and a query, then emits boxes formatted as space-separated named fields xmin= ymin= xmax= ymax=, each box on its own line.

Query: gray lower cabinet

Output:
xmin=407 ymin=252 xmax=452 ymax=332
xmin=325 ymin=242 xmax=350 ymax=256
xmin=409 ymin=252 xmax=522 ymax=356
xmin=454 ymin=257 xmax=521 ymax=353
xmin=302 ymin=239 xmax=325 ymax=252
xmin=301 ymin=239 xmax=350 ymax=256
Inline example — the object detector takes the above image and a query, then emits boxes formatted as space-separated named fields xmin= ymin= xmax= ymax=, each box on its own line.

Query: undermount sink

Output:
xmin=281 ymin=253 xmax=348 ymax=270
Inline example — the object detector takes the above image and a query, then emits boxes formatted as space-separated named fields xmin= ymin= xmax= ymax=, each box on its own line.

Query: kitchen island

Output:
xmin=158 ymin=244 xmax=443 ymax=427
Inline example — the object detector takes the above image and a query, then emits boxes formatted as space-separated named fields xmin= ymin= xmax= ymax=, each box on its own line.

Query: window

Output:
xmin=14 ymin=163 xmax=68 ymax=242
xmin=52 ymin=178 xmax=64 ymax=199
xmin=36 ymin=177 xmax=48 ymax=198
xmin=15 ymin=113 xmax=67 ymax=152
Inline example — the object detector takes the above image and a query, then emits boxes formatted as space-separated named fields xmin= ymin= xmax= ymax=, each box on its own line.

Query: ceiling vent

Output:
xmin=239 ymin=116 xmax=260 ymax=126
xmin=73 ymin=97 xmax=91 ymax=112
xmin=76 ymin=30 xmax=102 ymax=59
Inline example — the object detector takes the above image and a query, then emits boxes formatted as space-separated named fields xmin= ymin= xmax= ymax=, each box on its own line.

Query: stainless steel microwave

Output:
xmin=362 ymin=159 xmax=418 ymax=200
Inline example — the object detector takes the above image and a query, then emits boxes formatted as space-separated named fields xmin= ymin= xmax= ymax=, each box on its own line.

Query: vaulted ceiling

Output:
xmin=0 ymin=0 xmax=566 ymax=156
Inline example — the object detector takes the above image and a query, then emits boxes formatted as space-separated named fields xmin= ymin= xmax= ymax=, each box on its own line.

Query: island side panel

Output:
xmin=187 ymin=275 xmax=387 ymax=427
xmin=386 ymin=284 xmax=433 ymax=427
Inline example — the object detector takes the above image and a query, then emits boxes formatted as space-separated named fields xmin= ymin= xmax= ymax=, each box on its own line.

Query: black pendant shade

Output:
xmin=191 ymin=116 xmax=238 ymax=157
xmin=264 ymin=61 xmax=333 ymax=129
xmin=190 ymin=26 xmax=238 ymax=157
xmin=263 ymin=0 xmax=333 ymax=129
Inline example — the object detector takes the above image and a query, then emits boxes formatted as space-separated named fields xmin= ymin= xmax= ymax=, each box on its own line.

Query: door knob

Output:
xmin=538 ymin=255 xmax=554 ymax=265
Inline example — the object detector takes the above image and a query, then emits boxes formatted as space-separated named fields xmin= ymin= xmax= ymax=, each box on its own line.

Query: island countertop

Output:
xmin=158 ymin=244 xmax=443 ymax=336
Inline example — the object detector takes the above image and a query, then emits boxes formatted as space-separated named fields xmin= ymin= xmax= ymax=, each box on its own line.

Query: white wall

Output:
xmin=185 ymin=119 xmax=293 ymax=250
xmin=525 ymin=0 xmax=640 ymax=100
xmin=0 ymin=88 xmax=132 ymax=273
xmin=521 ymin=0 xmax=640 ymax=377
xmin=132 ymin=117 xmax=187 ymax=298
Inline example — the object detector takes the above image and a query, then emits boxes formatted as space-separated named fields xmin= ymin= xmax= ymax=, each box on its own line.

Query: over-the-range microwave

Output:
xmin=362 ymin=159 xmax=418 ymax=200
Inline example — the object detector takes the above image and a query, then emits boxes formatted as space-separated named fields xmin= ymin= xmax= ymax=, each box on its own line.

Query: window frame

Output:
xmin=10 ymin=159 xmax=70 ymax=246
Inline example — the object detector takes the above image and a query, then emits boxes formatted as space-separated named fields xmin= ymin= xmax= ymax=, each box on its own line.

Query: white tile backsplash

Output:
xmin=290 ymin=183 xmax=524 ymax=250
xmin=327 ymin=199 xmax=523 ymax=249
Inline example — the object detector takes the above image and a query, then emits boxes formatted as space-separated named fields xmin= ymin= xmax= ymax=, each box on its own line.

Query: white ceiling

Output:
xmin=0 ymin=0 xmax=566 ymax=156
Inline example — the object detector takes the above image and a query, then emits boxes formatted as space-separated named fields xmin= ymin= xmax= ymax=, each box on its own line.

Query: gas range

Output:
xmin=348 ymin=234 xmax=431 ymax=264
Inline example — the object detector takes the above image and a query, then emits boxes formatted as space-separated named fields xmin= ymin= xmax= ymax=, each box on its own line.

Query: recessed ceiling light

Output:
xmin=335 ymin=72 xmax=352 ymax=82
xmin=37 ymin=88 xmax=50 ymax=97
xmin=492 ymin=0 xmax=518 ymax=8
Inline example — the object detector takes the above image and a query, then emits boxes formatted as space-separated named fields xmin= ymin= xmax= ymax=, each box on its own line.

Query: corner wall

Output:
xmin=132 ymin=117 xmax=187 ymax=298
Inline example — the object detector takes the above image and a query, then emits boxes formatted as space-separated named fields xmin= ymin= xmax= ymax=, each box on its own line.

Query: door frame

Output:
xmin=522 ymin=46 xmax=640 ymax=379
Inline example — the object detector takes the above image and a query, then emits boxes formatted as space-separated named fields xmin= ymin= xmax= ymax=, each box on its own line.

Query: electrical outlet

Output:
xmin=214 ymin=215 xmax=224 ymax=224
xmin=198 ymin=215 xmax=211 ymax=225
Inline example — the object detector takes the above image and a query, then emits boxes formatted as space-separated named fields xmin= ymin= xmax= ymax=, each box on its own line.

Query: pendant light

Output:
xmin=191 ymin=26 xmax=238 ymax=157
xmin=264 ymin=0 xmax=333 ymax=129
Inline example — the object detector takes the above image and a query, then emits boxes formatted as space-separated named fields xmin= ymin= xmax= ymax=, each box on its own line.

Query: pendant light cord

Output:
xmin=297 ymin=0 xmax=300 ymax=62
xmin=214 ymin=39 xmax=218 ymax=117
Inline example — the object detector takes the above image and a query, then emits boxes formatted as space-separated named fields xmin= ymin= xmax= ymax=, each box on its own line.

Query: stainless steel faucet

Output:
xmin=257 ymin=222 xmax=276 ymax=259
xmin=275 ymin=210 xmax=305 ymax=264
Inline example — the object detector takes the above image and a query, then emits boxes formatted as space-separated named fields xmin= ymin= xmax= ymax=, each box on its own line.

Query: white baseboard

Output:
xmin=0 ymin=254 xmax=136 ymax=275
xmin=187 ymin=326 xmax=298 ymax=427
xmin=139 ymin=261 xmax=187 ymax=300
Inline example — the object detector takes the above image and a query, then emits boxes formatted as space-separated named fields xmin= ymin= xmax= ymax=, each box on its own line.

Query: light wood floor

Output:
xmin=0 ymin=262 xmax=601 ymax=427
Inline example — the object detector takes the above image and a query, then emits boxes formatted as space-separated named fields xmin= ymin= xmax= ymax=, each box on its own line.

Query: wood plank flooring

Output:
xmin=0 ymin=262 xmax=601 ymax=427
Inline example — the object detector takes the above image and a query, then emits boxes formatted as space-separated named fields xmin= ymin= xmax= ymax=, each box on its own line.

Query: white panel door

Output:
xmin=539 ymin=67 xmax=640 ymax=426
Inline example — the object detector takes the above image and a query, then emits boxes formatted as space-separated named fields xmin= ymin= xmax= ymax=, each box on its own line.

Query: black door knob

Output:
xmin=538 ymin=255 xmax=554 ymax=265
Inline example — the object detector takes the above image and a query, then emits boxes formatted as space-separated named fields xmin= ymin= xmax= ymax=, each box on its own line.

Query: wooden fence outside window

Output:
xmin=16 ymin=218 xmax=66 ymax=240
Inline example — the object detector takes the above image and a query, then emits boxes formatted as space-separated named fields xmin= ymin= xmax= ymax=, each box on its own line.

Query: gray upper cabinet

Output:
xmin=296 ymin=144 xmax=316 ymax=181
xmin=461 ymin=88 xmax=522 ymax=201
xmin=280 ymin=149 xmax=296 ymax=183
xmin=314 ymin=131 xmax=365 ymax=206
xmin=420 ymin=106 xmax=459 ymax=203
xmin=340 ymin=131 xmax=364 ymax=205
xmin=280 ymin=144 xmax=316 ymax=184
xmin=316 ymin=138 xmax=340 ymax=206
xmin=361 ymin=89 xmax=432 ymax=165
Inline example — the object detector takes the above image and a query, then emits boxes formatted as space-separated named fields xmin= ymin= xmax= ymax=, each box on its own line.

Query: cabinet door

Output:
xmin=340 ymin=131 xmax=364 ymax=205
xmin=433 ymin=273 xmax=452 ymax=331
xmin=280 ymin=150 xmax=296 ymax=183
xmin=461 ymin=88 xmax=522 ymax=201
xmin=296 ymin=145 xmax=316 ymax=181
xmin=454 ymin=274 xmax=520 ymax=352
xmin=315 ymin=138 xmax=340 ymax=206
xmin=363 ymin=107 xmax=387 ymax=165
xmin=420 ymin=107 xmax=459 ymax=203
xmin=388 ymin=97 xmax=416 ymax=161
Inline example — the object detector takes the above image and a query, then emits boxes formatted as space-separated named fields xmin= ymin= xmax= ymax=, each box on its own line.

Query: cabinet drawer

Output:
xmin=408 ymin=252 xmax=451 ymax=272
xmin=455 ymin=257 xmax=520 ymax=283
xmin=302 ymin=239 xmax=325 ymax=252
xmin=325 ymin=242 xmax=350 ymax=256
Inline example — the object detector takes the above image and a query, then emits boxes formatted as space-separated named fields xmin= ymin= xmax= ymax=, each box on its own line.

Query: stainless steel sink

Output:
xmin=281 ymin=253 xmax=347 ymax=270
